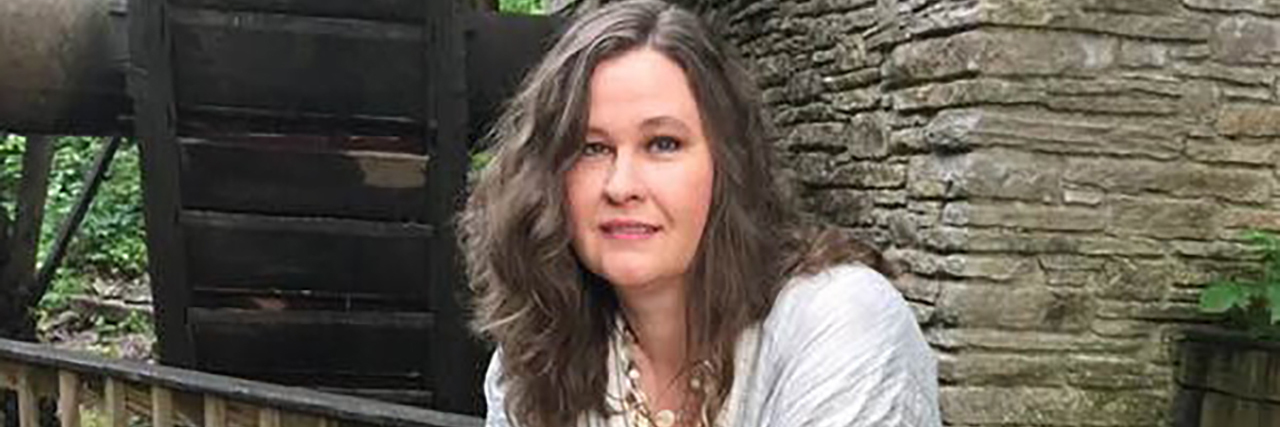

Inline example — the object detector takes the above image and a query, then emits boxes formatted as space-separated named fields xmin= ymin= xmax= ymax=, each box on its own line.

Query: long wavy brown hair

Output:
xmin=458 ymin=1 xmax=892 ymax=426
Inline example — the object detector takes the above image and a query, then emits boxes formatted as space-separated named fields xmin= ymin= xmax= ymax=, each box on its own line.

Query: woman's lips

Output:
xmin=600 ymin=219 xmax=661 ymax=240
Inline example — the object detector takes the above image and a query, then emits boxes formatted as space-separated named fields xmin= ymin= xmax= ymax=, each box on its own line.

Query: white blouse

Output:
xmin=483 ymin=264 xmax=942 ymax=427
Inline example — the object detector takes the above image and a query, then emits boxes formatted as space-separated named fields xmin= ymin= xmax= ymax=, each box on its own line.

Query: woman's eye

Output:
xmin=648 ymin=136 xmax=682 ymax=153
xmin=581 ymin=142 xmax=611 ymax=157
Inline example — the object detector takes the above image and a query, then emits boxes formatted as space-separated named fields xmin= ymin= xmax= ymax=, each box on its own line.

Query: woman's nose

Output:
xmin=603 ymin=152 xmax=643 ymax=205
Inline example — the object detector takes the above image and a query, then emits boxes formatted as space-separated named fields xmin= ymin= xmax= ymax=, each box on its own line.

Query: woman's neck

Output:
xmin=616 ymin=277 xmax=688 ymax=377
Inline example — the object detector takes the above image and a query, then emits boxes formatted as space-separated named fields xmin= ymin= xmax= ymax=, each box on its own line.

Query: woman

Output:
xmin=459 ymin=1 xmax=940 ymax=426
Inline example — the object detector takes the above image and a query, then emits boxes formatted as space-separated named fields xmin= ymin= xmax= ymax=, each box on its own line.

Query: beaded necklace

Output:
xmin=615 ymin=319 xmax=716 ymax=427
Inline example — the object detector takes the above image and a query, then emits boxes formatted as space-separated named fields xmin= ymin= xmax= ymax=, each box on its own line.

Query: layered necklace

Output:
xmin=615 ymin=320 xmax=717 ymax=427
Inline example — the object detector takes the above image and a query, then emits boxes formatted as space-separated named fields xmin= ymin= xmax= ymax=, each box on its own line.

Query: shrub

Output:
xmin=1199 ymin=230 xmax=1280 ymax=338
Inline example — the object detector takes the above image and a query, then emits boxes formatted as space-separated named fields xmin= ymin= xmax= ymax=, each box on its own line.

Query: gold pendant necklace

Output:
xmin=617 ymin=319 xmax=715 ymax=427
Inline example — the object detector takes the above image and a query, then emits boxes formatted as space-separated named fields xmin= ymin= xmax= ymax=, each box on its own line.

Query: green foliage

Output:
xmin=1199 ymin=230 xmax=1280 ymax=338
xmin=500 ymin=0 xmax=545 ymax=14
xmin=2 ymin=134 xmax=150 ymax=349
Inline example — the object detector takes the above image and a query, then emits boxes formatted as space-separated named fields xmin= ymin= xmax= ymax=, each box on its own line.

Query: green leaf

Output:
xmin=1200 ymin=282 xmax=1247 ymax=313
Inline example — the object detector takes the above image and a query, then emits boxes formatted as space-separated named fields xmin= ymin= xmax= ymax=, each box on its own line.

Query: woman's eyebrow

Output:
xmin=639 ymin=116 xmax=692 ymax=134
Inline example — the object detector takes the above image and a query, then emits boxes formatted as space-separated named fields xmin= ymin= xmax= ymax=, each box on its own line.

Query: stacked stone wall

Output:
xmin=708 ymin=0 xmax=1280 ymax=425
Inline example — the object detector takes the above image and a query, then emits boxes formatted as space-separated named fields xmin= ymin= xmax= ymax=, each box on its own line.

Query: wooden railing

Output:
xmin=0 ymin=338 xmax=483 ymax=427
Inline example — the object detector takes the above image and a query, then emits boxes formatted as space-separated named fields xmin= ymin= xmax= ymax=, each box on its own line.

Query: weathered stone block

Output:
xmin=783 ymin=122 xmax=848 ymax=152
xmin=984 ymin=0 xmax=1210 ymax=40
xmin=1216 ymin=105 xmax=1280 ymax=137
xmin=940 ymin=386 xmax=1168 ymax=426
xmin=1098 ymin=259 xmax=1189 ymax=301
xmin=937 ymin=284 xmax=1090 ymax=331
xmin=1222 ymin=207 xmax=1280 ymax=232
xmin=800 ymin=188 xmax=876 ymax=226
xmin=908 ymin=154 xmax=967 ymax=199
xmin=794 ymin=154 xmax=905 ymax=188
xmin=1171 ymin=240 xmax=1256 ymax=259
xmin=1095 ymin=300 xmax=1201 ymax=321
xmin=1085 ymin=0 xmax=1183 ymax=15
xmin=964 ymin=149 xmax=1064 ymax=202
xmin=1187 ymin=136 xmax=1280 ymax=166
xmin=1039 ymin=254 xmax=1108 ymax=271
xmin=926 ymin=328 xmax=1147 ymax=353
xmin=943 ymin=202 xmax=1108 ymax=232
xmin=886 ymin=29 xmax=1115 ymax=85
xmin=1118 ymin=40 xmax=1171 ymax=68
xmin=892 ymin=79 xmax=1042 ymax=112
xmin=1212 ymin=16 xmax=1280 ymax=65
xmin=1092 ymin=319 xmax=1162 ymax=338
xmin=944 ymin=255 xmax=1044 ymax=282
xmin=947 ymin=228 xmax=1167 ymax=255
xmin=895 ymin=274 xmax=944 ymax=304
xmin=940 ymin=353 xmax=1172 ymax=389
xmin=1064 ymin=158 xmax=1273 ymax=204
xmin=1109 ymin=197 xmax=1222 ymax=240
xmin=923 ymin=109 xmax=1185 ymax=159
xmin=885 ymin=248 xmax=964 ymax=277
xmin=1185 ymin=0 xmax=1280 ymax=16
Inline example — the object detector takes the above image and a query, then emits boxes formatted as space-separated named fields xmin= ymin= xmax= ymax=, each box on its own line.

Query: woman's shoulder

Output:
xmin=763 ymin=263 xmax=913 ymax=336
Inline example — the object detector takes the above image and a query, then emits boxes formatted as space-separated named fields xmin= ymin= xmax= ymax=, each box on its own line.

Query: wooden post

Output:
xmin=15 ymin=366 xmax=35 ymax=427
xmin=424 ymin=0 xmax=484 ymax=414
xmin=150 ymin=386 xmax=172 ymax=427
xmin=257 ymin=408 xmax=280 ymax=427
xmin=104 ymin=379 xmax=126 ymax=427
xmin=203 ymin=396 xmax=226 ymax=427
xmin=129 ymin=0 xmax=194 ymax=366
xmin=58 ymin=371 xmax=79 ymax=427
xmin=0 ymin=135 xmax=55 ymax=341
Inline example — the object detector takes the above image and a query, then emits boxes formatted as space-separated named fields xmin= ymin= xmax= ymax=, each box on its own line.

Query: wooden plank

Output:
xmin=129 ymin=0 xmax=195 ymax=366
xmin=423 ymin=0 xmax=485 ymax=415
xmin=169 ymin=6 xmax=423 ymax=123
xmin=180 ymin=211 xmax=432 ymax=239
xmin=1199 ymin=389 xmax=1280 ymax=427
xmin=58 ymin=371 xmax=79 ymax=427
xmin=0 ymin=135 xmax=55 ymax=341
xmin=166 ymin=7 xmax=555 ymax=139
xmin=183 ymin=224 xmax=431 ymax=299
xmin=104 ymin=378 xmax=126 ymax=427
xmin=16 ymin=366 xmax=35 ymax=427
xmin=168 ymin=0 xmax=425 ymax=23
xmin=188 ymin=309 xmax=433 ymax=378
xmin=314 ymin=388 xmax=431 ymax=407
xmin=178 ymin=105 xmax=422 ymax=138
xmin=151 ymin=386 xmax=173 ymax=427
xmin=203 ymin=396 xmax=226 ymax=427
xmin=179 ymin=140 xmax=431 ymax=221
xmin=188 ymin=309 xmax=433 ymax=329
xmin=0 ymin=338 xmax=482 ymax=427
xmin=258 ymin=408 xmax=281 ymax=427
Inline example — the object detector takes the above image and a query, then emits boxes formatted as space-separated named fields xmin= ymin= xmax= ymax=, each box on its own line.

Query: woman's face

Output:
xmin=566 ymin=48 xmax=715 ymax=293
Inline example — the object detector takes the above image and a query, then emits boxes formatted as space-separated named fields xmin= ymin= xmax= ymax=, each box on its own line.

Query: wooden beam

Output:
xmin=30 ymin=136 xmax=125 ymax=307
xmin=178 ymin=211 xmax=434 ymax=239
xmin=15 ymin=366 xmax=36 ymax=427
xmin=203 ymin=396 xmax=226 ymax=427
xmin=129 ymin=0 xmax=195 ymax=366
xmin=151 ymin=386 xmax=173 ymax=427
xmin=423 ymin=0 xmax=485 ymax=415
xmin=0 ymin=135 xmax=55 ymax=341
xmin=58 ymin=371 xmax=79 ymax=427
xmin=104 ymin=378 xmax=126 ymax=427
xmin=1 ymin=338 xmax=484 ymax=427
